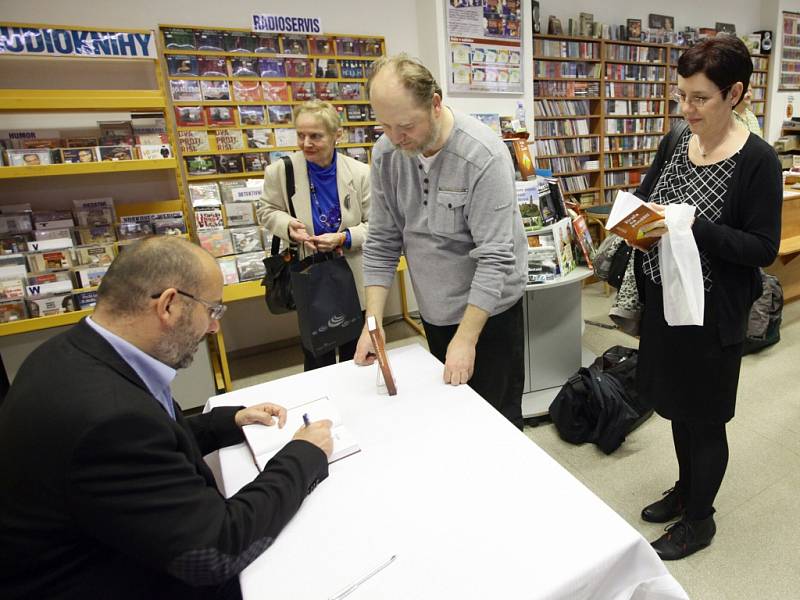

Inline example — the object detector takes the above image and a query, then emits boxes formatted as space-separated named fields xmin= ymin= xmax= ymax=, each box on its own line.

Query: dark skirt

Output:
xmin=637 ymin=277 xmax=744 ymax=424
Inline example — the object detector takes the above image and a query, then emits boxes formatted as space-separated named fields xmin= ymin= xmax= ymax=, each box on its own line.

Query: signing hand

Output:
xmin=443 ymin=334 xmax=476 ymax=386
xmin=310 ymin=232 xmax=346 ymax=253
xmin=354 ymin=326 xmax=378 ymax=366
xmin=235 ymin=403 xmax=287 ymax=428
xmin=292 ymin=419 xmax=334 ymax=457
xmin=288 ymin=219 xmax=317 ymax=252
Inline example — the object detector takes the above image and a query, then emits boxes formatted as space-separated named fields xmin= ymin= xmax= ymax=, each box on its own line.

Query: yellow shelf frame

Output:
xmin=0 ymin=89 xmax=166 ymax=111
xmin=0 ymin=158 xmax=178 ymax=179
xmin=0 ymin=309 xmax=93 ymax=337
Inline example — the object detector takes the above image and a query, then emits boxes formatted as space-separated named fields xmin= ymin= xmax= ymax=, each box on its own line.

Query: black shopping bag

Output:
xmin=290 ymin=253 xmax=363 ymax=357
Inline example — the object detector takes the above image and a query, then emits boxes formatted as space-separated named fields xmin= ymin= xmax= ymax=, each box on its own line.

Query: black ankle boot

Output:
xmin=641 ymin=484 xmax=685 ymax=523
xmin=651 ymin=514 xmax=716 ymax=561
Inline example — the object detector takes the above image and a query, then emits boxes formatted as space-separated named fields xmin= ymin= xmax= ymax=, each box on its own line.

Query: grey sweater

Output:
xmin=363 ymin=110 xmax=527 ymax=326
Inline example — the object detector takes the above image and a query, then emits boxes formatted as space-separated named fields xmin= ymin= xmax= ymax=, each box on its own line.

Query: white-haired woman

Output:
xmin=258 ymin=100 xmax=370 ymax=371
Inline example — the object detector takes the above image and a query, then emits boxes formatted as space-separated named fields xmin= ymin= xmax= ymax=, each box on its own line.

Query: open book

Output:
xmin=367 ymin=315 xmax=397 ymax=395
xmin=242 ymin=396 xmax=360 ymax=469
xmin=605 ymin=190 xmax=663 ymax=250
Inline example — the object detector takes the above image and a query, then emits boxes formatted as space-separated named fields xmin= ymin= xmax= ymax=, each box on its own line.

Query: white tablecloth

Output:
xmin=206 ymin=344 xmax=687 ymax=600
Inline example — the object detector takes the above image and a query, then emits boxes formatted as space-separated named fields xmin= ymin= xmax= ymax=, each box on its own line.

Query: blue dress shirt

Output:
xmin=85 ymin=317 xmax=178 ymax=420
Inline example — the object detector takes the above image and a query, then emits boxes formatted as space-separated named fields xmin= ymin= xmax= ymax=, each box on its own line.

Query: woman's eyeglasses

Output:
xmin=670 ymin=85 xmax=732 ymax=108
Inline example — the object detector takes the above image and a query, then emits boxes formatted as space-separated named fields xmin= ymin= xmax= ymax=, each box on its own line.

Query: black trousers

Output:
xmin=421 ymin=298 xmax=525 ymax=430
xmin=672 ymin=420 xmax=729 ymax=520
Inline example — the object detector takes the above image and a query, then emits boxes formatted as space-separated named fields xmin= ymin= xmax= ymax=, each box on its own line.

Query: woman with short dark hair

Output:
xmin=633 ymin=35 xmax=782 ymax=560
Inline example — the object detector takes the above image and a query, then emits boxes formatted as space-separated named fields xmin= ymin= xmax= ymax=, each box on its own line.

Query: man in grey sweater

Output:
xmin=355 ymin=55 xmax=528 ymax=428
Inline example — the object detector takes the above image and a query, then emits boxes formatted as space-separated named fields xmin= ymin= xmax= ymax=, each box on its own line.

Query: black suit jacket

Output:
xmin=0 ymin=320 xmax=328 ymax=599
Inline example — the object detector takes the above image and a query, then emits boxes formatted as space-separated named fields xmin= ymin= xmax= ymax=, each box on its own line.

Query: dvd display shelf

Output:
xmin=0 ymin=23 xmax=226 ymax=406
xmin=533 ymin=34 xmax=773 ymax=206
xmin=0 ymin=24 xmax=190 ymax=333
xmin=157 ymin=23 xmax=386 ymax=185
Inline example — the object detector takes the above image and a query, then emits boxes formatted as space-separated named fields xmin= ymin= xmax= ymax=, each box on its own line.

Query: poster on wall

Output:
xmin=446 ymin=0 xmax=523 ymax=94
xmin=780 ymin=12 xmax=800 ymax=91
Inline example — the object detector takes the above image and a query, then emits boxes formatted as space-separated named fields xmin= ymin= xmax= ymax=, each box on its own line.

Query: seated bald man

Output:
xmin=0 ymin=236 xmax=332 ymax=600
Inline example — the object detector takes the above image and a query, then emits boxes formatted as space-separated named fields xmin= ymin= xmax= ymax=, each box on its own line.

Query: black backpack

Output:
xmin=549 ymin=346 xmax=652 ymax=454
xmin=743 ymin=270 xmax=783 ymax=355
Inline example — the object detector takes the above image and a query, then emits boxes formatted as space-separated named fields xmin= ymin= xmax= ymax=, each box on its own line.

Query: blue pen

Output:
xmin=302 ymin=413 xmax=311 ymax=428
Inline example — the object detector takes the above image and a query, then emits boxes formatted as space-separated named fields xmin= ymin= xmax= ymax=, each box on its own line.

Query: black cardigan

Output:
xmin=635 ymin=128 xmax=782 ymax=346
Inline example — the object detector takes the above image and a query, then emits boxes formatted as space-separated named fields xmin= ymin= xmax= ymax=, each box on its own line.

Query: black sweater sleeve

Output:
xmin=691 ymin=142 xmax=782 ymax=267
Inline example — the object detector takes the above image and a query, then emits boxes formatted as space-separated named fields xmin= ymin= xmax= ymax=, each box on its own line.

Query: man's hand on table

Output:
xmin=235 ymin=403 xmax=287 ymax=428
xmin=444 ymin=334 xmax=476 ymax=386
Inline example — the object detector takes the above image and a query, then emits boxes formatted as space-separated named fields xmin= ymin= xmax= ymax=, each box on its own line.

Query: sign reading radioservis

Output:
xmin=251 ymin=14 xmax=323 ymax=34
xmin=0 ymin=24 xmax=156 ymax=58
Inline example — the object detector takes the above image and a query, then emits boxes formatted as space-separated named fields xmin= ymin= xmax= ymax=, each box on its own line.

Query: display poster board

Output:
xmin=781 ymin=12 xmax=800 ymax=91
xmin=446 ymin=0 xmax=522 ymax=94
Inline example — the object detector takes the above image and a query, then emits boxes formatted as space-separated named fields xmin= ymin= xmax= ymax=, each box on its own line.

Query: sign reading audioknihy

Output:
xmin=0 ymin=24 xmax=156 ymax=59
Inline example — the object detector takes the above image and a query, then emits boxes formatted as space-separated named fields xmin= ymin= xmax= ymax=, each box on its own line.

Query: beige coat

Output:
xmin=257 ymin=151 xmax=370 ymax=307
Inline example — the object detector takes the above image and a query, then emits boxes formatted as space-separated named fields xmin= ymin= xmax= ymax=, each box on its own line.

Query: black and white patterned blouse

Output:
xmin=642 ymin=129 xmax=739 ymax=291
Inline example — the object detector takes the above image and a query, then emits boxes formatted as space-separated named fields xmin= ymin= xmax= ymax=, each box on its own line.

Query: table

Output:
xmin=206 ymin=344 xmax=687 ymax=600
xmin=522 ymin=267 xmax=594 ymax=418
xmin=765 ymin=187 xmax=800 ymax=303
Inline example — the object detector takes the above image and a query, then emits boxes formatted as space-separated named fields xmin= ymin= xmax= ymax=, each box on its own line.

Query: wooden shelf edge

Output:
xmin=0 ymin=89 xmax=165 ymax=111
xmin=0 ymin=309 xmax=93 ymax=337
xmin=222 ymin=279 xmax=264 ymax=302
xmin=0 ymin=159 xmax=178 ymax=179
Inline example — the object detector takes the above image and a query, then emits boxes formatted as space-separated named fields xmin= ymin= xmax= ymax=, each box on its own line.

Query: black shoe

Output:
xmin=651 ymin=514 xmax=716 ymax=561
xmin=641 ymin=485 xmax=685 ymax=523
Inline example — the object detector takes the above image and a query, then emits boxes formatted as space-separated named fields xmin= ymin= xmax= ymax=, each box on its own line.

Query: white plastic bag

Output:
xmin=659 ymin=204 xmax=704 ymax=326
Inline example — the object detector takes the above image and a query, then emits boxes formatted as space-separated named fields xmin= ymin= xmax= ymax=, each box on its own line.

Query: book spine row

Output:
xmin=604 ymin=134 xmax=661 ymax=151
xmin=605 ymin=118 xmax=665 ymax=134
xmin=605 ymin=82 xmax=665 ymax=98
xmin=533 ymin=39 xmax=600 ymax=59
xmin=534 ymin=119 xmax=591 ymax=137
xmin=536 ymin=137 xmax=600 ymax=155
xmin=605 ymin=100 xmax=663 ymax=115
xmin=604 ymin=151 xmax=656 ymax=168
xmin=558 ymin=174 xmax=592 ymax=192
xmin=534 ymin=99 xmax=592 ymax=117
xmin=605 ymin=64 xmax=666 ymax=80
xmin=534 ymin=61 xmax=602 ymax=79
xmin=605 ymin=171 xmax=642 ymax=186
xmin=604 ymin=44 xmax=664 ymax=63
xmin=534 ymin=80 xmax=600 ymax=98
xmin=538 ymin=156 xmax=596 ymax=173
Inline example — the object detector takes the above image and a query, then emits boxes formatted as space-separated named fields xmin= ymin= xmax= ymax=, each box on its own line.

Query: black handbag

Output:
xmin=262 ymin=156 xmax=300 ymax=314
xmin=290 ymin=252 xmax=363 ymax=357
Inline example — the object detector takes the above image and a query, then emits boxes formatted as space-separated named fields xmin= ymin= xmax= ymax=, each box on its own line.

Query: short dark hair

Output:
xmin=366 ymin=53 xmax=442 ymax=107
xmin=678 ymin=36 xmax=752 ymax=108
xmin=96 ymin=236 xmax=207 ymax=316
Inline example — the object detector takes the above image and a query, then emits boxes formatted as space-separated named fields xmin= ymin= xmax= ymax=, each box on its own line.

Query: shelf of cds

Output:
xmin=158 ymin=24 xmax=385 ymax=183
xmin=154 ymin=23 xmax=386 ymax=310
xmin=533 ymin=34 xmax=772 ymax=206
xmin=0 ymin=23 xmax=189 ymax=333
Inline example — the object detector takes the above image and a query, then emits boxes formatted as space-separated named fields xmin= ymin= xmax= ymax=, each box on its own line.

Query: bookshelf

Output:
xmin=533 ymin=34 xmax=773 ymax=207
xmin=0 ymin=23 xmax=189 ymax=336
xmin=157 ymin=23 xmax=384 ymax=182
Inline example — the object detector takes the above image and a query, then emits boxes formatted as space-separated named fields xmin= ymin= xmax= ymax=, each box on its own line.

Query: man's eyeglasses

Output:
xmin=670 ymin=85 xmax=732 ymax=108
xmin=150 ymin=289 xmax=227 ymax=320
